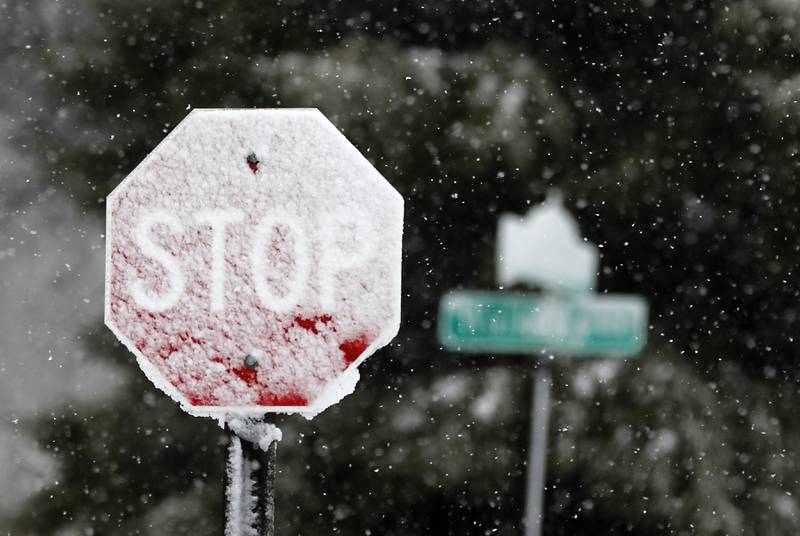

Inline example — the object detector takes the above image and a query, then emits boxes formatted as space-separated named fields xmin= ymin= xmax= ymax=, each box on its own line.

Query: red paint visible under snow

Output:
xmin=339 ymin=336 xmax=369 ymax=365
xmin=246 ymin=152 xmax=260 ymax=173
xmin=293 ymin=314 xmax=333 ymax=334
xmin=189 ymin=390 xmax=307 ymax=407
xmin=158 ymin=342 xmax=180 ymax=360
xmin=232 ymin=366 xmax=259 ymax=385
xmin=187 ymin=393 xmax=218 ymax=406
xmin=258 ymin=391 xmax=308 ymax=406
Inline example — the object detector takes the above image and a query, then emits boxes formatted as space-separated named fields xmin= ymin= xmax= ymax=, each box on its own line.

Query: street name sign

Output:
xmin=105 ymin=109 xmax=403 ymax=418
xmin=438 ymin=290 xmax=647 ymax=357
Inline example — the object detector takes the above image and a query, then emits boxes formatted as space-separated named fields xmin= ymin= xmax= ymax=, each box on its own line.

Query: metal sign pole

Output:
xmin=523 ymin=365 xmax=552 ymax=536
xmin=242 ymin=435 xmax=276 ymax=536
xmin=225 ymin=428 xmax=277 ymax=536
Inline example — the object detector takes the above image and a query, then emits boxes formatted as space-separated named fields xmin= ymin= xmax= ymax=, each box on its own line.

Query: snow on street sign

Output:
xmin=105 ymin=109 xmax=403 ymax=417
xmin=497 ymin=193 xmax=598 ymax=294
xmin=438 ymin=290 xmax=647 ymax=357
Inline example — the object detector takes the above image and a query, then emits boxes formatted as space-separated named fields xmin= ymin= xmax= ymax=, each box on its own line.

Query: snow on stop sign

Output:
xmin=105 ymin=109 xmax=403 ymax=417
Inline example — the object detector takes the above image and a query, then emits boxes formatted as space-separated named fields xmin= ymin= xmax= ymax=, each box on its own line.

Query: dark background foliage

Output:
xmin=2 ymin=0 xmax=799 ymax=534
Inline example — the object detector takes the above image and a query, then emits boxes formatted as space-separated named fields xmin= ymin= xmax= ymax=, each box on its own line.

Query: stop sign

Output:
xmin=105 ymin=109 xmax=403 ymax=417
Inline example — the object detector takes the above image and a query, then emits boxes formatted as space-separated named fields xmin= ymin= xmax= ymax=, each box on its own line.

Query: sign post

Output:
xmin=225 ymin=418 xmax=280 ymax=536
xmin=105 ymin=109 xmax=404 ymax=534
xmin=525 ymin=367 xmax=551 ymax=536
xmin=438 ymin=193 xmax=647 ymax=536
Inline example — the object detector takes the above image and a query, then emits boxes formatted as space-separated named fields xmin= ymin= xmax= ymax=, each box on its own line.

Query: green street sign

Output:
xmin=438 ymin=290 xmax=648 ymax=357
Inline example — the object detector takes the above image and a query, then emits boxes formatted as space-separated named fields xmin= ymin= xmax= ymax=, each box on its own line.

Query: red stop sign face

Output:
xmin=105 ymin=109 xmax=403 ymax=417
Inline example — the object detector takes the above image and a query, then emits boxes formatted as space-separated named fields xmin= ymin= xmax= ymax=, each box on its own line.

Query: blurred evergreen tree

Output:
xmin=9 ymin=0 xmax=800 ymax=534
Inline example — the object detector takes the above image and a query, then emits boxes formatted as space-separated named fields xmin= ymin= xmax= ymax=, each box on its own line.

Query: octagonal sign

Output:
xmin=105 ymin=109 xmax=403 ymax=417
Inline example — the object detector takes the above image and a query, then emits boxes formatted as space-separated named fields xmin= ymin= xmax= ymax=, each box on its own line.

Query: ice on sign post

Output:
xmin=104 ymin=109 xmax=403 ymax=534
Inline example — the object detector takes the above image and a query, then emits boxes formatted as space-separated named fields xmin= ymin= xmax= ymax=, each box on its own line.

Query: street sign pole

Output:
xmin=523 ymin=365 xmax=552 ymax=536
xmin=262 ymin=440 xmax=277 ymax=536
xmin=225 ymin=429 xmax=278 ymax=536
xmin=243 ymin=433 xmax=277 ymax=536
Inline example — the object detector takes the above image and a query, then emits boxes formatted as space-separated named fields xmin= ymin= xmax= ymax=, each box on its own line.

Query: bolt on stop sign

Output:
xmin=105 ymin=109 xmax=403 ymax=417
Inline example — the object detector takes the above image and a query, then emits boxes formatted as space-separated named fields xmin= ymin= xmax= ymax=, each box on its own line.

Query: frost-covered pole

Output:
xmin=263 ymin=440 xmax=277 ymax=536
xmin=225 ymin=419 xmax=282 ymax=536
xmin=523 ymin=366 xmax=551 ymax=536
xmin=240 ymin=434 xmax=276 ymax=536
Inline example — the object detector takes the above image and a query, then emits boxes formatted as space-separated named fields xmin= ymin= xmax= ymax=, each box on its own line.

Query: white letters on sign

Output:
xmin=130 ymin=209 xmax=373 ymax=312
xmin=251 ymin=210 xmax=311 ymax=314
xmin=194 ymin=208 xmax=245 ymax=312
xmin=130 ymin=210 xmax=185 ymax=312
xmin=318 ymin=209 xmax=374 ymax=309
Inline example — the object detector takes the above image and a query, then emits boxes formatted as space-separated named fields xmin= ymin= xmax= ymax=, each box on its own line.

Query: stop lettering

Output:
xmin=104 ymin=109 xmax=403 ymax=417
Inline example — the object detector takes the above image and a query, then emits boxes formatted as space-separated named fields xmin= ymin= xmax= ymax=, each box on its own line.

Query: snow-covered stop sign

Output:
xmin=105 ymin=109 xmax=403 ymax=418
